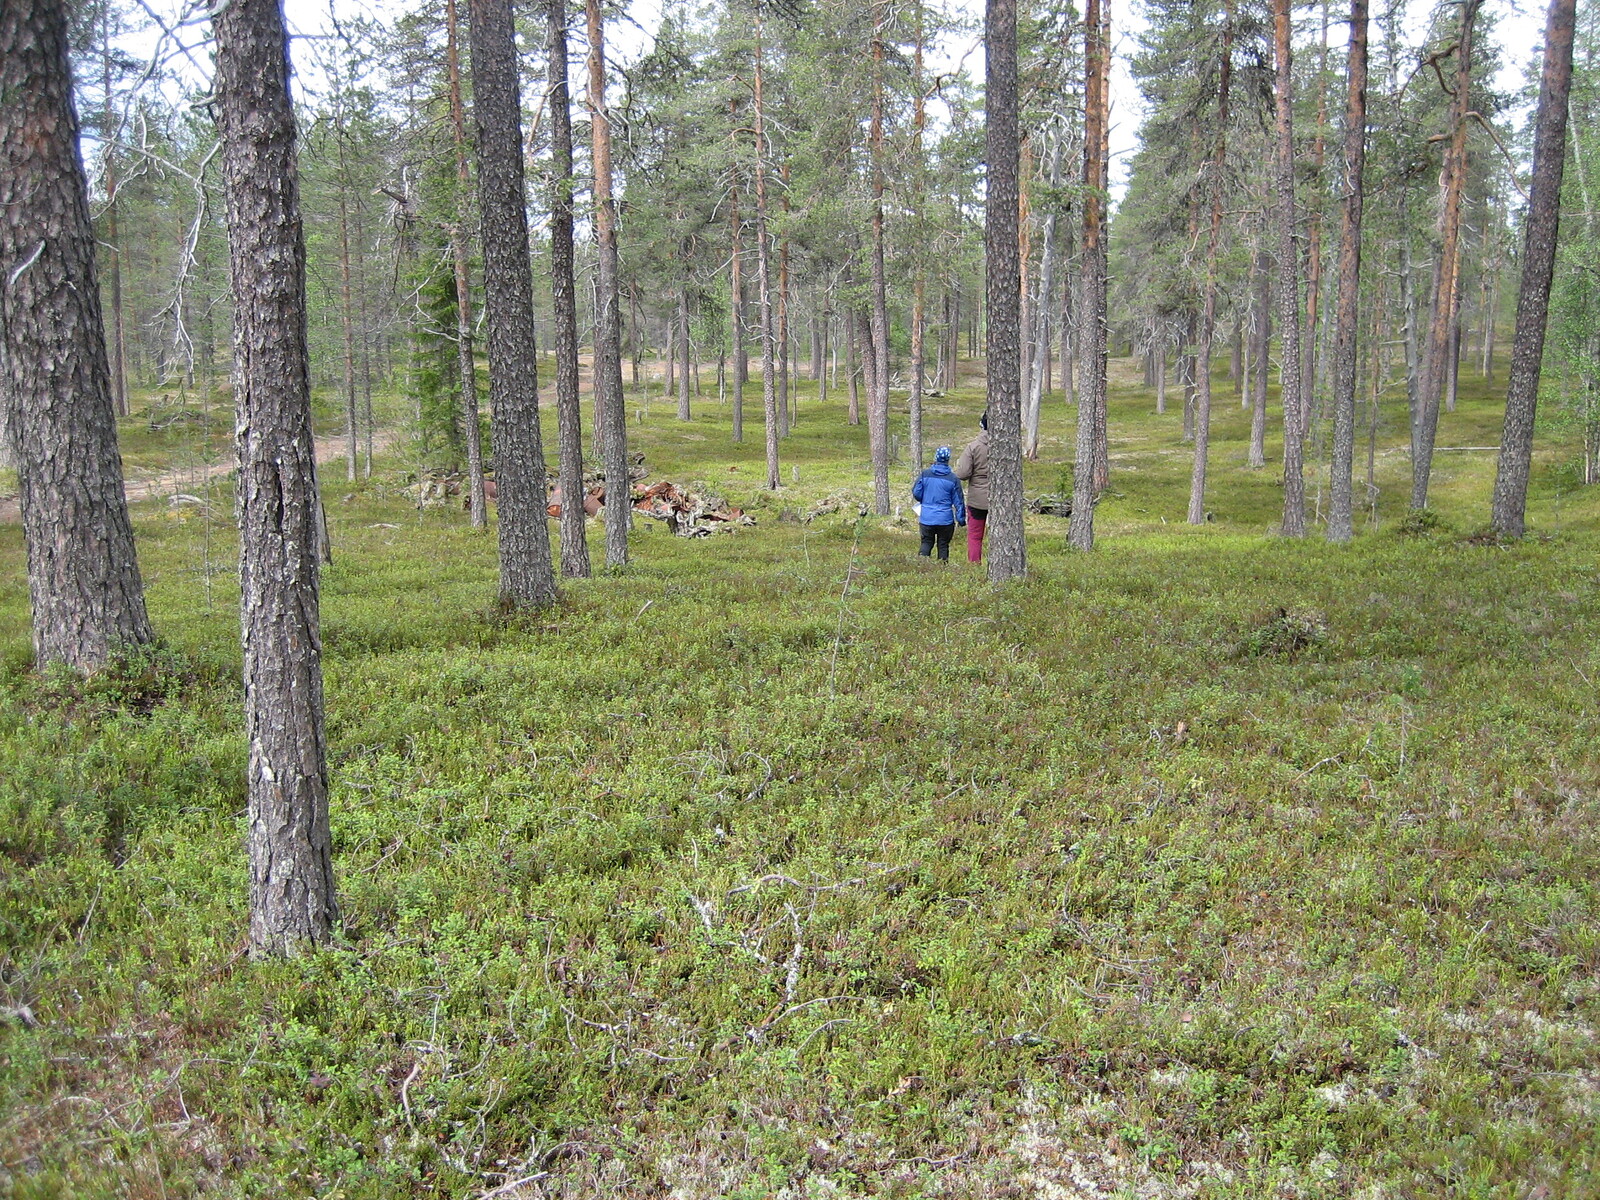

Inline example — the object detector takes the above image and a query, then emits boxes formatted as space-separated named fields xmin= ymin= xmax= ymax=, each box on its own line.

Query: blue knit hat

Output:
xmin=935 ymin=445 xmax=951 ymax=464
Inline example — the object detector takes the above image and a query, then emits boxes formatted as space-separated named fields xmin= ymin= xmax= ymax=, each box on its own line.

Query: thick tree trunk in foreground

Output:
xmin=1411 ymin=0 xmax=1481 ymax=509
xmin=1069 ymin=0 xmax=1108 ymax=552
xmin=446 ymin=0 xmax=488 ymax=529
xmin=1273 ymin=0 xmax=1307 ymax=535
xmin=985 ymin=0 xmax=1026 ymax=578
xmin=1327 ymin=0 xmax=1369 ymax=543
xmin=586 ymin=0 xmax=630 ymax=565
xmin=213 ymin=0 xmax=337 ymax=955
xmin=0 ymin=0 xmax=153 ymax=674
xmin=472 ymin=0 xmax=559 ymax=601
xmin=548 ymin=0 xmax=590 ymax=576
xmin=1491 ymin=0 xmax=1576 ymax=536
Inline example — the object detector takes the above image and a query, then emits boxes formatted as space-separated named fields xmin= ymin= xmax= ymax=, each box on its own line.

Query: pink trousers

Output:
xmin=967 ymin=515 xmax=986 ymax=563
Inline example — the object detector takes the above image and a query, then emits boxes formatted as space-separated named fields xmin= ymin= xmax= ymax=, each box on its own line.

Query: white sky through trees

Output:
xmin=107 ymin=0 xmax=1549 ymax=212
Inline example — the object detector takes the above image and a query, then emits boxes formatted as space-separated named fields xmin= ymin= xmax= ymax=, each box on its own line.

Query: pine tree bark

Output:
xmin=0 ymin=0 xmax=153 ymax=674
xmin=100 ymin=15 xmax=129 ymax=419
xmin=1024 ymin=126 xmax=1064 ymax=461
xmin=1068 ymin=0 xmax=1108 ymax=552
xmin=336 ymin=139 xmax=359 ymax=485
xmin=752 ymin=17 xmax=781 ymax=492
xmin=1327 ymin=0 xmax=1369 ymax=543
xmin=1249 ymin=245 xmax=1270 ymax=469
xmin=985 ymin=0 xmax=1026 ymax=577
xmin=446 ymin=0 xmax=488 ymax=528
xmin=867 ymin=9 xmax=892 ymax=513
xmin=1411 ymin=0 xmax=1482 ymax=509
xmin=1491 ymin=0 xmax=1575 ymax=536
xmin=547 ymin=0 xmax=590 ymax=576
xmin=585 ymin=0 xmax=630 ymax=564
xmin=471 ymin=0 xmax=559 ymax=600
xmin=1273 ymin=0 xmax=1307 ymax=535
xmin=730 ymin=169 xmax=746 ymax=443
xmin=1188 ymin=0 xmax=1234 ymax=525
xmin=677 ymin=280 xmax=692 ymax=420
xmin=212 ymin=0 xmax=336 ymax=955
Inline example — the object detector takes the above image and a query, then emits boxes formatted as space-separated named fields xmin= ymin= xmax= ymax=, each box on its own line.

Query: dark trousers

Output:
xmin=919 ymin=522 xmax=955 ymax=560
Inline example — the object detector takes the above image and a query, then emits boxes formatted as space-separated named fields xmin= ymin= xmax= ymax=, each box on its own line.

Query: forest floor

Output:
xmin=0 ymin=427 xmax=402 ymax=526
xmin=2 ymin=357 xmax=1598 ymax=1199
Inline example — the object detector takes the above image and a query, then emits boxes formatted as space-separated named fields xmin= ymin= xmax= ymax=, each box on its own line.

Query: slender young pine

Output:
xmin=1327 ymin=0 xmax=1369 ymax=543
xmin=213 ymin=0 xmax=338 ymax=955
xmin=548 ymin=0 xmax=591 ymax=576
xmin=753 ymin=15 xmax=781 ymax=492
xmin=587 ymin=0 xmax=631 ymax=562
xmin=1068 ymin=0 xmax=1108 ymax=551
xmin=1188 ymin=0 xmax=1235 ymax=526
xmin=867 ymin=5 xmax=892 ymax=512
xmin=1411 ymin=0 xmax=1483 ymax=510
xmin=985 ymin=0 xmax=1027 ymax=579
xmin=0 ymin=0 xmax=154 ymax=674
xmin=446 ymin=0 xmax=488 ymax=528
xmin=1491 ymin=0 xmax=1577 ymax=536
xmin=1273 ymin=0 xmax=1307 ymax=535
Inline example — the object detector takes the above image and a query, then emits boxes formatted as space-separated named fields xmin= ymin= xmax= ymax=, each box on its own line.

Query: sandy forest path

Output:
xmin=0 ymin=427 xmax=402 ymax=526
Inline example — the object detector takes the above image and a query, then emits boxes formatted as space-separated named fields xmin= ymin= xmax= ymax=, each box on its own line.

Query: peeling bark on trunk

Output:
xmin=212 ymin=0 xmax=337 ymax=955
xmin=0 ymin=0 xmax=153 ymax=674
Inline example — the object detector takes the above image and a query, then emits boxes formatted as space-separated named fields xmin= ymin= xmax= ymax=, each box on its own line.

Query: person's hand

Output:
xmin=958 ymin=520 xmax=967 ymax=527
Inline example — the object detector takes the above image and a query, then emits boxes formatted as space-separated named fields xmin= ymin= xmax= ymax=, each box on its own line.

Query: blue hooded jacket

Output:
xmin=913 ymin=463 xmax=966 ymax=526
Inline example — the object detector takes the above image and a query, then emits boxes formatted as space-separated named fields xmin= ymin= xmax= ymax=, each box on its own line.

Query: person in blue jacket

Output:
xmin=912 ymin=445 xmax=967 ymax=561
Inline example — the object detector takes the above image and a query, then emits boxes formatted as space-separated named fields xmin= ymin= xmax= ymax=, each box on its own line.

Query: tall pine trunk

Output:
xmin=1248 ymin=245 xmax=1270 ymax=469
xmin=1491 ymin=0 xmax=1576 ymax=535
xmin=1273 ymin=0 xmax=1307 ymax=535
xmin=1411 ymin=0 xmax=1482 ymax=509
xmin=867 ymin=9 xmax=892 ymax=513
xmin=471 ymin=0 xmax=558 ymax=601
xmin=213 ymin=0 xmax=336 ymax=955
xmin=1188 ymin=1 xmax=1234 ymax=525
xmin=446 ymin=0 xmax=488 ymax=528
xmin=729 ymin=175 xmax=746 ymax=443
xmin=752 ymin=18 xmax=781 ymax=491
xmin=1068 ymin=0 xmax=1108 ymax=552
xmin=586 ymin=0 xmax=630 ymax=562
xmin=985 ymin=0 xmax=1026 ymax=577
xmin=1024 ymin=126 xmax=1064 ymax=461
xmin=0 ymin=0 xmax=153 ymax=674
xmin=1326 ymin=0 xmax=1368 ymax=543
xmin=547 ymin=0 xmax=590 ymax=576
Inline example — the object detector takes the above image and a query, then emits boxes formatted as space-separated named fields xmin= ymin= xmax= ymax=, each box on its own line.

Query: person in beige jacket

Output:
xmin=954 ymin=412 xmax=990 ymax=563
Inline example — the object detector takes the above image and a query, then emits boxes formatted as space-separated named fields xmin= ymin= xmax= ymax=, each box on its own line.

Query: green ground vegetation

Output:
xmin=1 ymin=358 xmax=1597 ymax=1198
